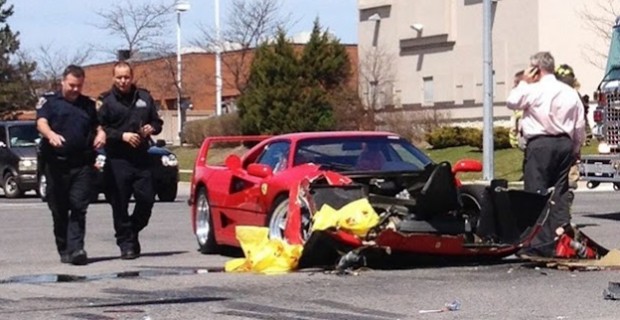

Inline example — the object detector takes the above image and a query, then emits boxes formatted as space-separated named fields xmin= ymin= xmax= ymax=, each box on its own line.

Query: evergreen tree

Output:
xmin=237 ymin=20 xmax=351 ymax=135
xmin=0 ymin=0 xmax=36 ymax=119
xmin=301 ymin=19 xmax=351 ymax=92
xmin=238 ymin=31 xmax=302 ymax=135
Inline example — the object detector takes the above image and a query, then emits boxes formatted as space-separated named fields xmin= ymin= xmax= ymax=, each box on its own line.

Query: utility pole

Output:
xmin=175 ymin=0 xmax=190 ymax=146
xmin=482 ymin=0 xmax=494 ymax=180
xmin=215 ymin=0 xmax=222 ymax=116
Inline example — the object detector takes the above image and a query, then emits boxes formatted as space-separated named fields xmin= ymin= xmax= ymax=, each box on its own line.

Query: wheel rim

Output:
xmin=269 ymin=199 xmax=312 ymax=242
xmin=460 ymin=193 xmax=481 ymax=230
xmin=39 ymin=175 xmax=46 ymax=197
xmin=5 ymin=175 xmax=17 ymax=195
xmin=196 ymin=192 xmax=211 ymax=245
xmin=268 ymin=201 xmax=288 ymax=240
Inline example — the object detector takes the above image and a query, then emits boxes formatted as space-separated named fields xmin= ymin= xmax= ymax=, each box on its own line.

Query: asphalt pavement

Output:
xmin=1 ymin=182 xmax=620 ymax=319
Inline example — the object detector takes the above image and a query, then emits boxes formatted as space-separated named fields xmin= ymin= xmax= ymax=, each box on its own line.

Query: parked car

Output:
xmin=188 ymin=131 xmax=485 ymax=254
xmin=0 ymin=121 xmax=40 ymax=198
xmin=39 ymin=139 xmax=179 ymax=202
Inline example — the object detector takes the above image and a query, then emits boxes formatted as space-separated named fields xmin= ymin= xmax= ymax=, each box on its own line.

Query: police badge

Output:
xmin=35 ymin=97 xmax=47 ymax=109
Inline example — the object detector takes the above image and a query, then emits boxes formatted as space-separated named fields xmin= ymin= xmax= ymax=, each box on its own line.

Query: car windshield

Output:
xmin=9 ymin=124 xmax=40 ymax=147
xmin=294 ymin=136 xmax=433 ymax=172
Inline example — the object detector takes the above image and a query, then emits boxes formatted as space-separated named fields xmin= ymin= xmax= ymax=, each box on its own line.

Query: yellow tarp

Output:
xmin=312 ymin=198 xmax=379 ymax=237
xmin=225 ymin=226 xmax=303 ymax=275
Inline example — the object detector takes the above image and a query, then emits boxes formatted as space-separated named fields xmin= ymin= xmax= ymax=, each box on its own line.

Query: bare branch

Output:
xmin=578 ymin=0 xmax=618 ymax=69
xmin=93 ymin=0 xmax=174 ymax=57
xmin=359 ymin=46 xmax=395 ymax=110
xmin=29 ymin=43 xmax=95 ymax=91
xmin=191 ymin=0 xmax=291 ymax=93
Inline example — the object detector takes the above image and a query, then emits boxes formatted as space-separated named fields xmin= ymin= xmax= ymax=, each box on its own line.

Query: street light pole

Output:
xmin=215 ymin=0 xmax=222 ymax=116
xmin=482 ymin=0 xmax=494 ymax=180
xmin=175 ymin=0 xmax=190 ymax=146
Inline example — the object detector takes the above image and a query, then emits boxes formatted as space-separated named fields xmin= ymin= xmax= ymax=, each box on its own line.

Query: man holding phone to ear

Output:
xmin=506 ymin=51 xmax=586 ymax=258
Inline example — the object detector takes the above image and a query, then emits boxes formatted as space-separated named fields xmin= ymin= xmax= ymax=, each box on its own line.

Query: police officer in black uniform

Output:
xmin=37 ymin=65 xmax=106 ymax=265
xmin=97 ymin=61 xmax=163 ymax=260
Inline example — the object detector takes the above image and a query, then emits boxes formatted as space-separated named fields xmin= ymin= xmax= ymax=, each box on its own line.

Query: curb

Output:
xmin=463 ymin=180 xmax=614 ymax=193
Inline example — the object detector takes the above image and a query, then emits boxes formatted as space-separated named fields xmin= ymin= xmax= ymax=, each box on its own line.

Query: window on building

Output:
xmin=423 ymin=76 xmax=434 ymax=105
xmin=164 ymin=99 xmax=176 ymax=110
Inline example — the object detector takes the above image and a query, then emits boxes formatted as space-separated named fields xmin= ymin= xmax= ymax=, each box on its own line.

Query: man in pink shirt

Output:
xmin=506 ymin=51 xmax=586 ymax=257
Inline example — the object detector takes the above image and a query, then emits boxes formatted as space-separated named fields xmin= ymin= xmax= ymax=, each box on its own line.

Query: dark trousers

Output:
xmin=45 ymin=162 xmax=93 ymax=255
xmin=105 ymin=158 xmax=155 ymax=251
xmin=523 ymin=135 xmax=574 ymax=256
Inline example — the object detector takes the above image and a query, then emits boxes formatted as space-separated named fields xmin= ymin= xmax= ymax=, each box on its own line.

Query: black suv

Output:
xmin=0 ymin=121 xmax=40 ymax=198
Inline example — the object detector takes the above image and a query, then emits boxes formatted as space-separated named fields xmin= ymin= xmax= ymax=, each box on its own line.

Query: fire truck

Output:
xmin=578 ymin=21 xmax=620 ymax=190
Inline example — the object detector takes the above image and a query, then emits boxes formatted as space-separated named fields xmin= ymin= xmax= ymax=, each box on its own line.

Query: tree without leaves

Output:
xmin=0 ymin=0 xmax=36 ymax=119
xmin=359 ymin=46 xmax=395 ymax=111
xmin=32 ymin=44 xmax=94 ymax=91
xmin=192 ymin=0 xmax=290 ymax=94
xmin=93 ymin=0 xmax=174 ymax=59
xmin=579 ymin=0 xmax=619 ymax=68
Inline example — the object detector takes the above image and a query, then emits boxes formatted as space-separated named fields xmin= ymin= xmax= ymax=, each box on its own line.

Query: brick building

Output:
xmin=83 ymin=45 xmax=359 ymax=143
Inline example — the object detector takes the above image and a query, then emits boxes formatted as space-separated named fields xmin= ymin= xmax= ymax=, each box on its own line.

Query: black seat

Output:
xmin=415 ymin=161 xmax=461 ymax=218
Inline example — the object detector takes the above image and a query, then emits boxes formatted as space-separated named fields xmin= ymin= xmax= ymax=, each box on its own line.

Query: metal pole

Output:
xmin=482 ymin=0 xmax=494 ymax=180
xmin=215 ymin=0 xmax=223 ymax=116
xmin=176 ymin=11 xmax=183 ymax=146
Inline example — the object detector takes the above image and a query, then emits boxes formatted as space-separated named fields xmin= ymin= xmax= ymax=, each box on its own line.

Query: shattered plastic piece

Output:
xmin=335 ymin=250 xmax=364 ymax=272
xmin=418 ymin=300 xmax=461 ymax=313
xmin=603 ymin=282 xmax=620 ymax=300
xmin=445 ymin=300 xmax=461 ymax=311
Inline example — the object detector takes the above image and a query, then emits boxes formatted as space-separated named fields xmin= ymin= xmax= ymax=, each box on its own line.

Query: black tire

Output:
xmin=459 ymin=184 xmax=487 ymax=232
xmin=587 ymin=181 xmax=599 ymax=189
xmin=157 ymin=183 xmax=178 ymax=202
xmin=195 ymin=187 xmax=219 ymax=254
xmin=90 ymin=191 xmax=100 ymax=203
xmin=3 ymin=172 xmax=23 ymax=198
xmin=614 ymin=183 xmax=620 ymax=191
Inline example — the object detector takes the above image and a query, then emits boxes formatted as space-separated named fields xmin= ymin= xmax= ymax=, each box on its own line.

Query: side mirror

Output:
xmin=155 ymin=139 xmax=166 ymax=148
xmin=452 ymin=159 xmax=483 ymax=174
xmin=225 ymin=154 xmax=242 ymax=170
xmin=247 ymin=163 xmax=273 ymax=178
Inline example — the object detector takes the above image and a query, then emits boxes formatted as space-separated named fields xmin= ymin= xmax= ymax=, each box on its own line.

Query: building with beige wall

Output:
xmin=358 ymin=0 xmax=616 ymax=126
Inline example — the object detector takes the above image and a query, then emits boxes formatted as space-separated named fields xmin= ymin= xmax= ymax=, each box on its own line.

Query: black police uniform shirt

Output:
xmin=97 ymin=85 xmax=163 ymax=162
xmin=36 ymin=92 xmax=98 ymax=159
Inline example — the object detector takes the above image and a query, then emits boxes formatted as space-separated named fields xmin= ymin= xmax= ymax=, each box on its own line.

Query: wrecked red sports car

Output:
xmin=189 ymin=131 xmax=607 ymax=266
xmin=189 ymin=131 xmax=483 ymax=253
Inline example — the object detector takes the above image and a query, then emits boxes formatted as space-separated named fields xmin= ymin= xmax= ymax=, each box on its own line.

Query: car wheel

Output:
xmin=459 ymin=184 xmax=487 ymax=232
xmin=38 ymin=174 xmax=47 ymax=202
xmin=268 ymin=197 xmax=312 ymax=243
xmin=268 ymin=198 xmax=289 ymax=240
xmin=195 ymin=187 xmax=218 ymax=254
xmin=3 ymin=172 xmax=23 ymax=198
xmin=157 ymin=183 xmax=178 ymax=202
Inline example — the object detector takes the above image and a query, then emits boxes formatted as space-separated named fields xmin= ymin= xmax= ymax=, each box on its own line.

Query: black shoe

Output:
xmin=134 ymin=241 xmax=141 ymax=255
xmin=120 ymin=249 xmax=139 ymax=260
xmin=70 ymin=250 xmax=88 ymax=265
xmin=60 ymin=254 xmax=71 ymax=264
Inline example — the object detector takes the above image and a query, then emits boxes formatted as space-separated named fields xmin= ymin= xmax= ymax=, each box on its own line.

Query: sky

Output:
xmin=9 ymin=0 xmax=358 ymax=64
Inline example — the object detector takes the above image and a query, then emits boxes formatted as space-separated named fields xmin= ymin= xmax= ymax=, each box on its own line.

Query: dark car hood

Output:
xmin=148 ymin=146 xmax=173 ymax=156
xmin=10 ymin=147 xmax=37 ymax=159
